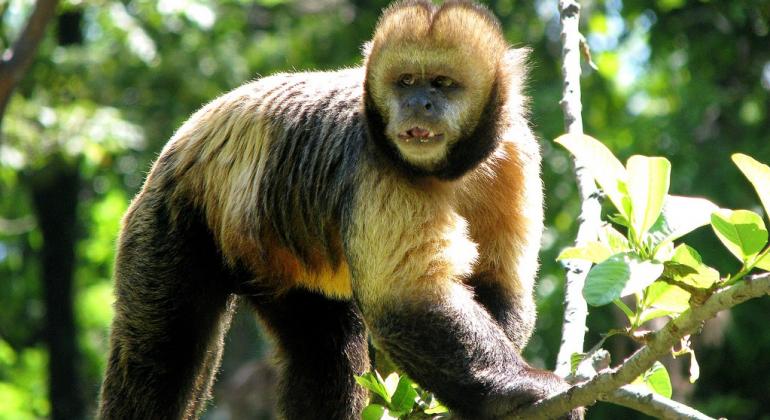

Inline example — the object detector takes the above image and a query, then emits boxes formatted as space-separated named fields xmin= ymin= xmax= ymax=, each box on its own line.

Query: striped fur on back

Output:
xmin=150 ymin=68 xmax=368 ymax=295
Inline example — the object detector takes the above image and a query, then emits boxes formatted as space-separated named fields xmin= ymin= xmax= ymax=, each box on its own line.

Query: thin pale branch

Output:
xmin=0 ymin=0 xmax=60 ymax=130
xmin=601 ymin=386 xmax=716 ymax=420
xmin=517 ymin=272 xmax=770 ymax=418
xmin=554 ymin=0 xmax=603 ymax=378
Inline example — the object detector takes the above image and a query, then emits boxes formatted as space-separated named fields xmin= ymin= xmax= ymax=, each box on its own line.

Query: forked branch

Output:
xmin=520 ymin=273 xmax=770 ymax=418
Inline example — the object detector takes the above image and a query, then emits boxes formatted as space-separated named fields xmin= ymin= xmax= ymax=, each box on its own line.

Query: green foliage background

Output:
xmin=0 ymin=0 xmax=768 ymax=418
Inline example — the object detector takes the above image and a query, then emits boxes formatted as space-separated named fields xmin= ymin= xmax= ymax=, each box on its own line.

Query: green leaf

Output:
xmin=599 ymin=225 xmax=631 ymax=253
xmin=626 ymin=155 xmax=671 ymax=240
xmin=362 ymin=404 xmax=396 ymax=420
xmin=668 ymin=245 xmax=718 ymax=288
xmin=424 ymin=404 xmax=449 ymax=414
xmin=555 ymin=134 xmax=629 ymax=219
xmin=638 ymin=308 xmax=674 ymax=324
xmin=642 ymin=281 xmax=690 ymax=321
xmin=570 ymin=352 xmax=586 ymax=375
xmin=613 ymin=298 xmax=635 ymax=321
xmin=390 ymin=376 xmax=418 ymax=413
xmin=355 ymin=372 xmax=391 ymax=403
xmin=607 ymin=212 xmax=630 ymax=228
xmin=557 ymin=241 xmax=612 ymax=263
xmin=583 ymin=253 xmax=664 ymax=306
xmin=648 ymin=195 xmax=719 ymax=250
xmin=710 ymin=209 xmax=768 ymax=263
xmin=733 ymin=153 xmax=770 ymax=221
xmin=756 ymin=253 xmax=770 ymax=271
xmin=643 ymin=362 xmax=673 ymax=398
xmin=383 ymin=372 xmax=399 ymax=399
xmin=662 ymin=261 xmax=698 ymax=279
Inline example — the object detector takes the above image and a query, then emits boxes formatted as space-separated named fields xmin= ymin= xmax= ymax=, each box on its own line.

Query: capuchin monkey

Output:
xmin=97 ymin=1 xmax=582 ymax=419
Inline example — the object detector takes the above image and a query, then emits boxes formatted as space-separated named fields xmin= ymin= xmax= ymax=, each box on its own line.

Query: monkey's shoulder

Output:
xmin=231 ymin=66 xmax=366 ymax=109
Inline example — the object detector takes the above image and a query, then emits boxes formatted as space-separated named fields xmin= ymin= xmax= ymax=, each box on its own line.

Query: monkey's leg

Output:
xmin=250 ymin=289 xmax=369 ymax=420
xmin=98 ymin=197 xmax=237 ymax=419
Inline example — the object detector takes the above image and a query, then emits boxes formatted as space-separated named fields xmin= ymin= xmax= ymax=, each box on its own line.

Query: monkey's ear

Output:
xmin=503 ymin=47 xmax=530 ymax=69
xmin=361 ymin=41 xmax=373 ymax=59
xmin=502 ymin=47 xmax=531 ymax=88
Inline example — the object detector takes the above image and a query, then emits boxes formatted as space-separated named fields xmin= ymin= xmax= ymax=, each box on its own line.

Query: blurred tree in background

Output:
xmin=0 ymin=0 xmax=767 ymax=419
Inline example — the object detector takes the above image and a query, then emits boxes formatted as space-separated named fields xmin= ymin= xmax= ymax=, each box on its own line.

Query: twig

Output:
xmin=0 ymin=0 xmax=60 ymax=131
xmin=516 ymin=272 xmax=770 ymax=418
xmin=554 ymin=0 xmax=603 ymax=378
xmin=601 ymin=386 xmax=716 ymax=420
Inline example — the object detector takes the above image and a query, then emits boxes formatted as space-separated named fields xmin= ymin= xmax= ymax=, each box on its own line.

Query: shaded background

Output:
xmin=0 ymin=0 xmax=768 ymax=418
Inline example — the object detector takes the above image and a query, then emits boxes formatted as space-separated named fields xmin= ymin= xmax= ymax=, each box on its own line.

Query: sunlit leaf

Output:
xmin=599 ymin=224 xmax=631 ymax=253
xmin=362 ymin=404 xmax=395 ymax=420
xmin=557 ymin=241 xmax=612 ymax=263
xmin=383 ymin=373 xmax=399 ymax=398
xmin=627 ymin=155 xmax=671 ymax=240
xmin=584 ymin=253 xmax=663 ymax=306
xmin=555 ymin=134 xmax=629 ymax=218
xmin=424 ymin=404 xmax=449 ymax=414
xmin=638 ymin=307 xmax=674 ymax=324
xmin=390 ymin=376 xmax=418 ymax=413
xmin=646 ymin=282 xmax=690 ymax=312
xmin=355 ymin=372 xmax=391 ymax=403
xmin=668 ymin=245 xmax=718 ymax=288
xmin=710 ymin=209 xmax=768 ymax=263
xmin=570 ymin=352 xmax=586 ymax=375
xmin=614 ymin=298 xmax=635 ymax=321
xmin=756 ymin=254 xmax=770 ymax=271
xmin=733 ymin=153 xmax=770 ymax=221
xmin=644 ymin=362 xmax=673 ymax=398
xmin=648 ymin=195 xmax=719 ymax=251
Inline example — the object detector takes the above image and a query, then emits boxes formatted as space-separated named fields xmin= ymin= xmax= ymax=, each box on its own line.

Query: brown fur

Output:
xmin=98 ymin=1 xmax=582 ymax=419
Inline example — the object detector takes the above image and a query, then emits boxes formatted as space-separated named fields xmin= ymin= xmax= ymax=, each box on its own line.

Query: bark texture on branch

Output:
xmin=602 ymin=386 xmax=716 ymax=420
xmin=517 ymin=273 xmax=770 ymax=418
xmin=554 ymin=0 xmax=603 ymax=379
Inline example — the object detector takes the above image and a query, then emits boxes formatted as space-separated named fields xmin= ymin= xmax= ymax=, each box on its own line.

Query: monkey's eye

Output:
xmin=398 ymin=74 xmax=415 ymax=87
xmin=432 ymin=76 xmax=455 ymax=88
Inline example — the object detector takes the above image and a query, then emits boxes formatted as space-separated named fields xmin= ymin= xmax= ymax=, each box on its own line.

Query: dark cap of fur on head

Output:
xmin=370 ymin=0 xmax=508 ymax=62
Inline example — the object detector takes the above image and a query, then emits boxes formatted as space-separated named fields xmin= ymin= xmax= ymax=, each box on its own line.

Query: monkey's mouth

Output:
xmin=397 ymin=127 xmax=444 ymax=144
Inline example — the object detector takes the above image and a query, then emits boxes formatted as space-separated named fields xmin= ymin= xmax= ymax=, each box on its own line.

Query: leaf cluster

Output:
xmin=556 ymin=133 xmax=770 ymax=397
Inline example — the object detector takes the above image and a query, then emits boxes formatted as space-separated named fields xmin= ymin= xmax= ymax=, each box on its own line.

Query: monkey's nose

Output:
xmin=406 ymin=127 xmax=431 ymax=138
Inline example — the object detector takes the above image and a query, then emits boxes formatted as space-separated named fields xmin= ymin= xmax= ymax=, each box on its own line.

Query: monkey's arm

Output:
xmin=346 ymin=174 xmax=573 ymax=419
xmin=364 ymin=283 xmax=567 ymax=418
xmin=458 ymin=139 xmax=544 ymax=350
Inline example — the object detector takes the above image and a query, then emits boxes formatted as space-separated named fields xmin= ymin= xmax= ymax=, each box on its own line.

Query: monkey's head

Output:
xmin=364 ymin=0 xmax=521 ymax=180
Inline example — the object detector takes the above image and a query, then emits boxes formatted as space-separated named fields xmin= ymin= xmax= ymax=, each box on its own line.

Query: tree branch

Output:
xmin=554 ymin=0 xmax=603 ymax=378
xmin=517 ymin=272 xmax=770 ymax=418
xmin=0 ymin=0 xmax=59 ymax=130
xmin=601 ymin=386 xmax=716 ymax=420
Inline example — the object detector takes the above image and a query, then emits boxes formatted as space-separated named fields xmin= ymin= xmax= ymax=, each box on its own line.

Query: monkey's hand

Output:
xmin=498 ymin=367 xmax=584 ymax=420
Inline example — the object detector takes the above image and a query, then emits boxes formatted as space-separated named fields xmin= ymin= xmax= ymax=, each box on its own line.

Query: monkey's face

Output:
xmin=383 ymin=69 xmax=470 ymax=169
xmin=364 ymin=1 xmax=510 ymax=176
xmin=367 ymin=49 xmax=496 ymax=172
